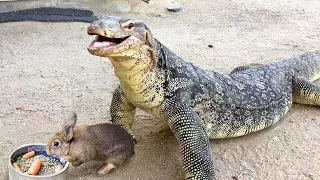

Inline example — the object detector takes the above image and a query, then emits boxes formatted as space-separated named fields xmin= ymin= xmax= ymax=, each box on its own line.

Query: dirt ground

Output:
xmin=1 ymin=0 xmax=320 ymax=179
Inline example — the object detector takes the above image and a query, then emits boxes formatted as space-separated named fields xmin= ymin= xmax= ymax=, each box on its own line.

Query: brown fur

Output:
xmin=46 ymin=112 xmax=134 ymax=174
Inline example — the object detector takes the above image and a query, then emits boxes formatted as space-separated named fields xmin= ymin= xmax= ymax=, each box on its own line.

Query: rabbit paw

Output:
xmin=60 ymin=155 xmax=75 ymax=163
xmin=97 ymin=163 xmax=116 ymax=175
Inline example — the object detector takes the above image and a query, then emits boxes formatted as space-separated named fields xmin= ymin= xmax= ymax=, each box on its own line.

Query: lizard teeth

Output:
xmin=93 ymin=41 xmax=114 ymax=47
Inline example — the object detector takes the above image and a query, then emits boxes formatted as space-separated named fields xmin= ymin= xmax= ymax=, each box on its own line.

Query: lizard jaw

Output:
xmin=88 ymin=35 xmax=127 ymax=50
xmin=90 ymin=35 xmax=128 ymax=49
xmin=88 ymin=35 xmax=143 ymax=57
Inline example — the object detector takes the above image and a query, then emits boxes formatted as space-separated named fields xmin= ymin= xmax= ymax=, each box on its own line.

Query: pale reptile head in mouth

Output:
xmin=87 ymin=15 xmax=154 ymax=58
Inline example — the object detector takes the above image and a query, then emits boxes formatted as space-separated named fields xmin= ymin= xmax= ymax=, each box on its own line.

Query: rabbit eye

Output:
xmin=53 ymin=142 xmax=60 ymax=147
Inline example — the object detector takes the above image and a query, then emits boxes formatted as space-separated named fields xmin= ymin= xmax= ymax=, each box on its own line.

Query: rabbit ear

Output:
xmin=63 ymin=112 xmax=77 ymax=142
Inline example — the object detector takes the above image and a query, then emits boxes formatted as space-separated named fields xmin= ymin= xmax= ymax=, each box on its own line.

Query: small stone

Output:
xmin=167 ymin=5 xmax=183 ymax=12
xmin=155 ymin=14 xmax=168 ymax=18
xmin=273 ymin=136 xmax=280 ymax=142
xmin=208 ymin=44 xmax=214 ymax=48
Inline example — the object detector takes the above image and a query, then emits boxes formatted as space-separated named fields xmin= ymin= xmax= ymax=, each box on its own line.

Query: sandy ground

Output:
xmin=1 ymin=0 xmax=320 ymax=179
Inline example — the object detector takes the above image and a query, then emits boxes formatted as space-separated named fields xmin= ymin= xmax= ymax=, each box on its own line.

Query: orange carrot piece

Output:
xmin=27 ymin=159 xmax=42 ymax=175
xmin=22 ymin=151 xmax=35 ymax=159
xmin=55 ymin=164 xmax=63 ymax=173
xmin=12 ymin=162 xmax=22 ymax=173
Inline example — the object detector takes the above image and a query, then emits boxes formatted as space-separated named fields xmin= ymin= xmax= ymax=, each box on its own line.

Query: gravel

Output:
xmin=15 ymin=155 xmax=62 ymax=176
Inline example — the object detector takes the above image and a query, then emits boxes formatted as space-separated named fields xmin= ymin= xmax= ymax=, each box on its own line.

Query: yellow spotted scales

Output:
xmin=87 ymin=15 xmax=320 ymax=180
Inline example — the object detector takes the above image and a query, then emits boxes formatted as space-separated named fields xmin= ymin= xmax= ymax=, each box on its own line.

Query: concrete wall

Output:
xmin=0 ymin=0 xmax=131 ymax=13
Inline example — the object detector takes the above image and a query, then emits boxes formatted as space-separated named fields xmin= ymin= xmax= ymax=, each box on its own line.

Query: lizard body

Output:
xmin=87 ymin=15 xmax=320 ymax=179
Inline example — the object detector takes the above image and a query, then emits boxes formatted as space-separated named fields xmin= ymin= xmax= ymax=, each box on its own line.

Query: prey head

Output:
xmin=87 ymin=15 xmax=155 ymax=58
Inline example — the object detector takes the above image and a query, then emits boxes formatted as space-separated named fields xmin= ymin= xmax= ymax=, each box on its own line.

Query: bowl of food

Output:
xmin=8 ymin=143 xmax=69 ymax=180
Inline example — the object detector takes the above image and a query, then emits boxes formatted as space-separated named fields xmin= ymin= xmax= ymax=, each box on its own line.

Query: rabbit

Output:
xmin=46 ymin=112 xmax=135 ymax=174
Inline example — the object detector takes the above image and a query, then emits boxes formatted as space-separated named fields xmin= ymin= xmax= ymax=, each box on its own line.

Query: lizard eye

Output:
xmin=126 ymin=23 xmax=134 ymax=29
xmin=53 ymin=141 xmax=60 ymax=147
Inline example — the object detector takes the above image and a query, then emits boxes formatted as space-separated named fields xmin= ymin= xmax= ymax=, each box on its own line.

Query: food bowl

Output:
xmin=8 ymin=143 xmax=69 ymax=180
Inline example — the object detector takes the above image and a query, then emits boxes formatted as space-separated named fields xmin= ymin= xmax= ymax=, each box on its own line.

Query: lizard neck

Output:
xmin=109 ymin=50 xmax=165 ymax=109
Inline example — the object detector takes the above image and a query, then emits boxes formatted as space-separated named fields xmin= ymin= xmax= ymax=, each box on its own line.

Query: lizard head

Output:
xmin=87 ymin=15 xmax=156 ymax=58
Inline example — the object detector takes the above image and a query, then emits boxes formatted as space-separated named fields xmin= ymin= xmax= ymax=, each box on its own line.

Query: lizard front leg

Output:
xmin=110 ymin=86 xmax=137 ymax=140
xmin=163 ymin=100 xmax=215 ymax=180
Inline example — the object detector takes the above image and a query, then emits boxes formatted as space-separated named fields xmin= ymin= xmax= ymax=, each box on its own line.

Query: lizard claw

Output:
xmin=132 ymin=135 xmax=137 ymax=144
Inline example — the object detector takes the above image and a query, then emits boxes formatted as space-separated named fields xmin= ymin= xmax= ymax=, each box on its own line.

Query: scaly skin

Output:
xmin=87 ymin=15 xmax=320 ymax=179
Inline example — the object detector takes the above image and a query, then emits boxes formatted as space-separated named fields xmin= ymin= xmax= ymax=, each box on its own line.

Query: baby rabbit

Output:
xmin=46 ymin=112 xmax=135 ymax=174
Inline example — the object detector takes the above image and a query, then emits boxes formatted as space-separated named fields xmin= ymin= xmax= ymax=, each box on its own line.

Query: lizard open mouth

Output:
xmin=90 ymin=35 xmax=130 ymax=49
xmin=87 ymin=25 xmax=143 ymax=56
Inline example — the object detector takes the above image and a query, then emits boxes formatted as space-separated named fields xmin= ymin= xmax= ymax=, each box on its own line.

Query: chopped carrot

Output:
xmin=12 ymin=162 xmax=22 ymax=173
xmin=27 ymin=159 xmax=42 ymax=175
xmin=22 ymin=151 xmax=35 ymax=159
xmin=55 ymin=164 xmax=63 ymax=173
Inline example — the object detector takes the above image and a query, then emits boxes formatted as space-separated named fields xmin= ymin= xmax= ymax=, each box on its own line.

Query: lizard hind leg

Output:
xmin=293 ymin=76 xmax=320 ymax=106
